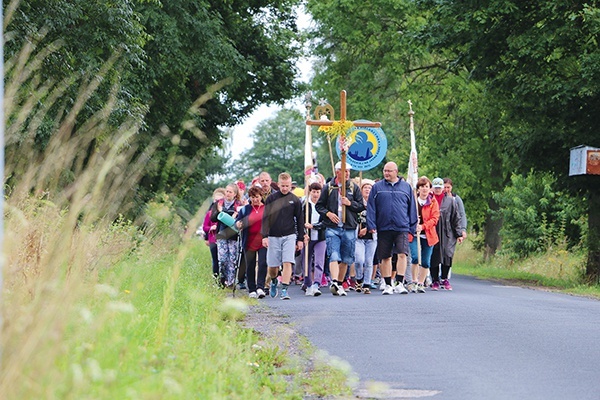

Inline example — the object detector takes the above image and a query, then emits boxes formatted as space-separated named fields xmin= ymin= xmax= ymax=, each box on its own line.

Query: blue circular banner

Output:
xmin=336 ymin=120 xmax=387 ymax=171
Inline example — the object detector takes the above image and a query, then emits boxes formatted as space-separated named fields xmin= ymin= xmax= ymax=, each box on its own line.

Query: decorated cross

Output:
xmin=306 ymin=90 xmax=381 ymax=222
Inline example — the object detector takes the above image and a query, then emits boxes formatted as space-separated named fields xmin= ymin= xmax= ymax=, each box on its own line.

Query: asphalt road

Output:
xmin=262 ymin=274 xmax=600 ymax=400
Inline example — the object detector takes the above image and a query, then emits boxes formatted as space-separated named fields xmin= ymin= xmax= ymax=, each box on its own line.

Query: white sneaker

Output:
xmin=339 ymin=286 xmax=347 ymax=296
xmin=330 ymin=282 xmax=340 ymax=296
xmin=311 ymin=283 xmax=322 ymax=297
xmin=249 ymin=291 xmax=258 ymax=299
xmin=379 ymin=280 xmax=387 ymax=291
xmin=305 ymin=286 xmax=314 ymax=296
xmin=256 ymin=288 xmax=266 ymax=299
xmin=406 ymin=282 xmax=417 ymax=293
xmin=382 ymin=285 xmax=394 ymax=295
xmin=393 ymin=282 xmax=408 ymax=294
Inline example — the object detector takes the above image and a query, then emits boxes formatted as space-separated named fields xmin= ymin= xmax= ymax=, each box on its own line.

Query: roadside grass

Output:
xmin=453 ymin=239 xmax=600 ymax=298
xmin=1 ymin=231 xmax=353 ymax=399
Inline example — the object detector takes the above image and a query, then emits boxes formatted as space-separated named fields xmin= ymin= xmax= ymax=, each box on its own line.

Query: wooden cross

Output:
xmin=306 ymin=90 xmax=381 ymax=222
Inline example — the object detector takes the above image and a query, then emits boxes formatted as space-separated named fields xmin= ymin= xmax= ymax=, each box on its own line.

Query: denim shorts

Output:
xmin=325 ymin=227 xmax=356 ymax=265
xmin=266 ymin=234 xmax=297 ymax=267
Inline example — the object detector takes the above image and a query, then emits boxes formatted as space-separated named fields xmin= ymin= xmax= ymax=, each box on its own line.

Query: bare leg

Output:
xmin=411 ymin=263 xmax=419 ymax=282
xmin=395 ymin=254 xmax=407 ymax=276
xmin=417 ymin=266 xmax=429 ymax=285
xmin=338 ymin=262 xmax=348 ymax=282
xmin=329 ymin=260 xmax=339 ymax=282
xmin=380 ymin=257 xmax=392 ymax=278
xmin=267 ymin=266 xmax=279 ymax=280
xmin=282 ymin=262 xmax=292 ymax=285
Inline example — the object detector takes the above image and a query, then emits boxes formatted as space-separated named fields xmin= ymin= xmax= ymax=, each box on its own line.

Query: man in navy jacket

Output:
xmin=367 ymin=162 xmax=418 ymax=295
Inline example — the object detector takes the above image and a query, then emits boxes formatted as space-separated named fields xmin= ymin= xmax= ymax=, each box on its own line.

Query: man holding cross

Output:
xmin=316 ymin=161 xmax=364 ymax=296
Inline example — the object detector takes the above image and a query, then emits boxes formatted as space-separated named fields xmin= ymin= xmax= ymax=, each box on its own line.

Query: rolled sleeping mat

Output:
xmin=217 ymin=211 xmax=239 ymax=232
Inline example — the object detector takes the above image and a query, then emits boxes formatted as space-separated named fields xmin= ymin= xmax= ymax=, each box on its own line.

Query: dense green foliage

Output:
xmin=4 ymin=0 xmax=304 ymax=216
xmin=420 ymin=0 xmax=600 ymax=181
xmin=5 ymin=0 xmax=600 ymax=276
xmin=304 ymin=0 xmax=513 ymax=246
xmin=494 ymin=171 xmax=587 ymax=258
xmin=304 ymin=0 xmax=600 ymax=277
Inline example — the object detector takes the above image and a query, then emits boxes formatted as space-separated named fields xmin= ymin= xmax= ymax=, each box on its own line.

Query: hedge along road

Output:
xmin=260 ymin=274 xmax=600 ymax=400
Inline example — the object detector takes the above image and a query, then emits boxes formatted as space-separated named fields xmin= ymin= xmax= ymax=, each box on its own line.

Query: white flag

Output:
xmin=407 ymin=101 xmax=418 ymax=188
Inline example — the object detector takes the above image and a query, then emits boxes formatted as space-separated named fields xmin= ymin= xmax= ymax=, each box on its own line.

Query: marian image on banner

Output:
xmin=336 ymin=120 xmax=387 ymax=171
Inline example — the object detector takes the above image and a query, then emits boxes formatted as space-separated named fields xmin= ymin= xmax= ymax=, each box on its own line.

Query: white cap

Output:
xmin=361 ymin=179 xmax=375 ymax=188
xmin=334 ymin=161 xmax=352 ymax=171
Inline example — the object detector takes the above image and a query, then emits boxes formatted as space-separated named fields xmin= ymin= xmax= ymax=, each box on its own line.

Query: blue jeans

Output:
xmin=409 ymin=236 xmax=434 ymax=268
xmin=325 ymin=227 xmax=356 ymax=265
xmin=355 ymin=238 xmax=377 ymax=285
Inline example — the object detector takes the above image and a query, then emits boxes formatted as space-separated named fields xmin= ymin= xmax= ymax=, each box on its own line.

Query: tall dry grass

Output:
xmin=0 ymin=8 xmax=173 ymax=397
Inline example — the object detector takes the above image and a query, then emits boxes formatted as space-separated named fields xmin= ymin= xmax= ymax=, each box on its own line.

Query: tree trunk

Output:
xmin=483 ymin=196 xmax=502 ymax=261
xmin=482 ymin=149 xmax=506 ymax=261
xmin=586 ymin=187 xmax=600 ymax=283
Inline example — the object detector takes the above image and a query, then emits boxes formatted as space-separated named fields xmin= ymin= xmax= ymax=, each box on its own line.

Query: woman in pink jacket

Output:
xmin=203 ymin=188 xmax=225 ymax=280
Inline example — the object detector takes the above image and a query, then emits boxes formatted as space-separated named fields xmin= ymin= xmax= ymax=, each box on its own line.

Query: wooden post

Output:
xmin=305 ymin=90 xmax=381 ymax=224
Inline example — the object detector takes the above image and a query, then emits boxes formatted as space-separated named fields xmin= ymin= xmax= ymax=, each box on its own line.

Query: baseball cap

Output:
xmin=334 ymin=161 xmax=352 ymax=171
xmin=432 ymin=177 xmax=444 ymax=188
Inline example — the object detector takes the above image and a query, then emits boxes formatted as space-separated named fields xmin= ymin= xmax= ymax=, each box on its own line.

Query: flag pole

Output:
xmin=407 ymin=100 xmax=421 ymax=266
xmin=303 ymin=92 xmax=313 ymax=284
xmin=0 ymin=3 xmax=5 ymax=367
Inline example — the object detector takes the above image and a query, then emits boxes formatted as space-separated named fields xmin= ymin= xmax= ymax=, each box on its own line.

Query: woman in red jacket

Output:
xmin=409 ymin=176 xmax=440 ymax=293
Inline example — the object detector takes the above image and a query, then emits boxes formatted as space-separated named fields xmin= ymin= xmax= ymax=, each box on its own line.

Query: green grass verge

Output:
xmin=452 ymin=239 xmax=600 ymax=299
xmin=2 ymin=240 xmax=352 ymax=399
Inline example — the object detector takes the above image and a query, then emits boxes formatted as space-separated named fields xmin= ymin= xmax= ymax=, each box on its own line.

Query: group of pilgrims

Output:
xmin=201 ymin=161 xmax=467 ymax=300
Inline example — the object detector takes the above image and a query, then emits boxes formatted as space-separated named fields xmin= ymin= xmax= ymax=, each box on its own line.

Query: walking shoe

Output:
xmin=305 ymin=285 xmax=314 ymax=296
xmin=270 ymin=281 xmax=278 ymax=298
xmin=425 ymin=275 xmax=432 ymax=287
xmin=442 ymin=279 xmax=453 ymax=291
xmin=339 ymin=286 xmax=347 ymax=296
xmin=249 ymin=291 xmax=258 ymax=299
xmin=370 ymin=283 xmax=379 ymax=289
xmin=393 ymin=282 xmax=408 ymax=294
xmin=256 ymin=288 xmax=266 ymax=299
xmin=330 ymin=282 xmax=340 ymax=296
xmin=281 ymin=288 xmax=290 ymax=300
xmin=379 ymin=280 xmax=387 ymax=291
xmin=363 ymin=286 xmax=371 ymax=294
xmin=382 ymin=285 xmax=394 ymax=295
xmin=238 ymin=281 xmax=247 ymax=290
xmin=416 ymin=283 xmax=426 ymax=293
xmin=311 ymin=283 xmax=322 ymax=297
xmin=348 ymin=277 xmax=356 ymax=291
xmin=342 ymin=280 xmax=350 ymax=291
xmin=406 ymin=282 xmax=416 ymax=293
xmin=431 ymin=281 xmax=440 ymax=291
xmin=355 ymin=282 xmax=363 ymax=293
